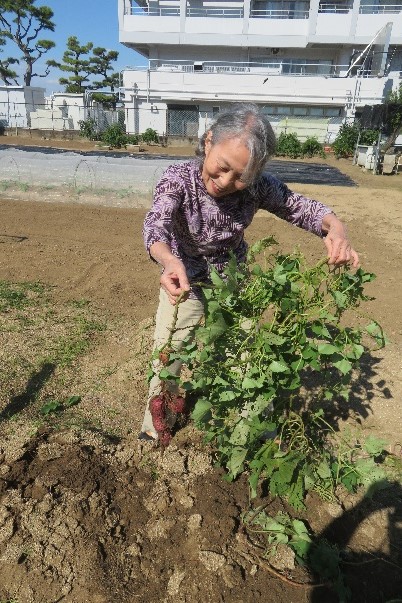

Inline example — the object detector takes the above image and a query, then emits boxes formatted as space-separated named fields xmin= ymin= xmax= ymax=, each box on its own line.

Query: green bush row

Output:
xmin=78 ymin=119 xmax=159 ymax=148
xmin=275 ymin=132 xmax=326 ymax=159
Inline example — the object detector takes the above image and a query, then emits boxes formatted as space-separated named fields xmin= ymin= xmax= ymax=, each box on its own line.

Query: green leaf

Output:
xmin=210 ymin=270 xmax=225 ymax=288
xmin=365 ymin=321 xmax=380 ymax=335
xmin=317 ymin=343 xmax=339 ymax=355
xmin=196 ymin=317 xmax=227 ymax=343
xmin=292 ymin=519 xmax=310 ymax=536
xmin=268 ymin=360 xmax=289 ymax=373
xmin=333 ymin=358 xmax=353 ymax=375
xmin=287 ymin=473 xmax=306 ymax=510
xmin=158 ymin=368 xmax=180 ymax=381
xmin=340 ymin=469 xmax=358 ymax=492
xmin=363 ymin=435 xmax=388 ymax=456
xmin=247 ymin=236 xmax=278 ymax=261
xmin=317 ymin=461 xmax=332 ymax=479
xmin=302 ymin=345 xmax=318 ymax=359
xmin=249 ymin=463 xmax=263 ymax=498
xmin=229 ymin=421 xmax=250 ymax=446
xmin=191 ymin=399 xmax=212 ymax=423
xmin=311 ymin=323 xmax=331 ymax=338
xmin=348 ymin=343 xmax=365 ymax=359
xmin=333 ymin=290 xmax=347 ymax=308
xmin=262 ymin=332 xmax=286 ymax=345
xmin=242 ymin=376 xmax=262 ymax=390
xmin=252 ymin=264 xmax=263 ymax=276
xmin=227 ymin=447 xmax=247 ymax=478
xmin=291 ymin=537 xmax=311 ymax=560
xmin=65 ymin=395 xmax=81 ymax=408
xmin=219 ymin=389 xmax=238 ymax=402
xmin=258 ymin=517 xmax=287 ymax=533
xmin=40 ymin=400 xmax=62 ymax=415
xmin=355 ymin=458 xmax=387 ymax=486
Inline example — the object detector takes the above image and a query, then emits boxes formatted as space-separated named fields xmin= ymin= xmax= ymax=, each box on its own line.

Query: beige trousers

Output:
xmin=141 ymin=289 xmax=204 ymax=435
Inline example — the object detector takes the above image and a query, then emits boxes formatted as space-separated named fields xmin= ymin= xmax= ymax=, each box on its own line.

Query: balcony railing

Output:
xmin=128 ymin=1 xmax=309 ymax=19
xmin=148 ymin=59 xmax=346 ymax=76
xmin=130 ymin=6 xmax=180 ymax=15
xmin=250 ymin=8 xmax=310 ymax=17
xmin=359 ymin=3 xmax=402 ymax=13
xmin=127 ymin=0 xmax=402 ymax=17
xmin=186 ymin=7 xmax=244 ymax=17
xmin=318 ymin=3 xmax=353 ymax=12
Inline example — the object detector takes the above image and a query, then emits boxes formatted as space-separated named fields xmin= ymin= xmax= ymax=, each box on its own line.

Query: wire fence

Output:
xmin=0 ymin=147 xmax=179 ymax=206
xmin=0 ymin=99 xmax=343 ymax=143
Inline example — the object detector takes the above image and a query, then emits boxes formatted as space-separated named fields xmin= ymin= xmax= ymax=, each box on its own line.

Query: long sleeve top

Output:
xmin=143 ymin=159 xmax=333 ymax=298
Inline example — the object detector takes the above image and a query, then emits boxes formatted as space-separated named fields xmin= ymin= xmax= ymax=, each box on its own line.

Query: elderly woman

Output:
xmin=140 ymin=103 xmax=359 ymax=441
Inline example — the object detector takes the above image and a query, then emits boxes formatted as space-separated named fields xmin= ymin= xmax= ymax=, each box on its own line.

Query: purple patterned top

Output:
xmin=143 ymin=159 xmax=333 ymax=298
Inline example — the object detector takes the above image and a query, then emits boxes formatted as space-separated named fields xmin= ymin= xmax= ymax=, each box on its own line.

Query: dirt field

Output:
xmin=0 ymin=136 xmax=401 ymax=603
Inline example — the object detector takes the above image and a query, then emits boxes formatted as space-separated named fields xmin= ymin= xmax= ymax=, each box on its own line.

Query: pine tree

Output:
xmin=0 ymin=36 xmax=19 ymax=85
xmin=47 ymin=36 xmax=94 ymax=94
xmin=0 ymin=0 xmax=55 ymax=86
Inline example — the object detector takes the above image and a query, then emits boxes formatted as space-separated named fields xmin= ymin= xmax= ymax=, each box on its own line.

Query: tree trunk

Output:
xmin=382 ymin=124 xmax=402 ymax=153
xmin=23 ymin=55 xmax=33 ymax=87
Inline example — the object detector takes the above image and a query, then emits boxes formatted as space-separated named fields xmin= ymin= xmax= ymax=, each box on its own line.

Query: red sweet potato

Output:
xmin=168 ymin=395 xmax=186 ymax=414
xmin=159 ymin=430 xmax=172 ymax=447
xmin=149 ymin=395 xmax=168 ymax=433
xmin=159 ymin=350 xmax=170 ymax=366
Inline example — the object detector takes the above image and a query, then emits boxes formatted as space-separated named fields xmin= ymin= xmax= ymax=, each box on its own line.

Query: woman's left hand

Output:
xmin=322 ymin=214 xmax=360 ymax=268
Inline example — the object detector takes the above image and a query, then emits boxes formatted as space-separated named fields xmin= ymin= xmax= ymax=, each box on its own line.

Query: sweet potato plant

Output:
xmin=156 ymin=238 xmax=388 ymax=509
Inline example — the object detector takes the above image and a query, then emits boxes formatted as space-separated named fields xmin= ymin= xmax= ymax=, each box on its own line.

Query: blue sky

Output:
xmin=4 ymin=0 xmax=146 ymax=94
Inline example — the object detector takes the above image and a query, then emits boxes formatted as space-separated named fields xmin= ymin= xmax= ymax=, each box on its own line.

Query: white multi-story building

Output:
xmin=117 ymin=0 xmax=402 ymax=141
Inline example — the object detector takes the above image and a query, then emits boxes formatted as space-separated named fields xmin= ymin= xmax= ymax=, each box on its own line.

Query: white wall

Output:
xmin=122 ymin=68 xmax=388 ymax=108
xmin=125 ymin=99 xmax=168 ymax=134
xmin=0 ymin=86 xmax=45 ymax=128
xmin=51 ymin=94 xmax=85 ymax=129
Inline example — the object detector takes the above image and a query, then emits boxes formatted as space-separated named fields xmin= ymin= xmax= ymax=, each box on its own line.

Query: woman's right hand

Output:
xmin=149 ymin=242 xmax=190 ymax=304
xmin=160 ymin=257 xmax=190 ymax=305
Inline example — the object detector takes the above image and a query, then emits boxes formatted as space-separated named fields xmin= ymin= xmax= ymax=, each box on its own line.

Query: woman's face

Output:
xmin=201 ymin=133 xmax=250 ymax=198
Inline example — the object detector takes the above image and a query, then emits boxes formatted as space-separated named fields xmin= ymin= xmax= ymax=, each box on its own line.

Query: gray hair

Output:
xmin=196 ymin=103 xmax=276 ymax=184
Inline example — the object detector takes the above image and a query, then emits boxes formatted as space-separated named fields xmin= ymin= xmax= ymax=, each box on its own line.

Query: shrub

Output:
xmin=301 ymin=136 xmax=326 ymax=158
xmin=360 ymin=128 xmax=380 ymax=146
xmin=101 ymin=123 xmax=128 ymax=148
xmin=332 ymin=123 xmax=380 ymax=159
xmin=78 ymin=118 xmax=99 ymax=141
xmin=141 ymin=127 xmax=159 ymax=144
xmin=331 ymin=123 xmax=359 ymax=158
xmin=127 ymin=134 xmax=140 ymax=145
xmin=275 ymin=132 xmax=302 ymax=158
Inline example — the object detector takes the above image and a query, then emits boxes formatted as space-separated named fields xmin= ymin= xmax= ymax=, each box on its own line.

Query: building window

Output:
xmin=261 ymin=105 xmax=342 ymax=117
xmin=293 ymin=106 xmax=308 ymax=116
xmin=310 ymin=107 xmax=325 ymax=117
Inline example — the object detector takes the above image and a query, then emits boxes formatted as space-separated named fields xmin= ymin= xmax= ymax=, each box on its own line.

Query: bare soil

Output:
xmin=0 ymin=135 xmax=401 ymax=603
